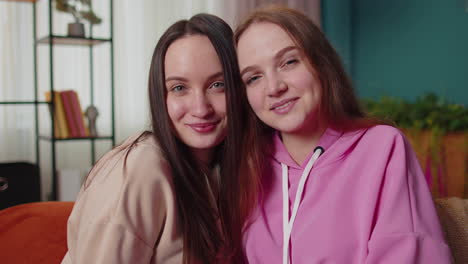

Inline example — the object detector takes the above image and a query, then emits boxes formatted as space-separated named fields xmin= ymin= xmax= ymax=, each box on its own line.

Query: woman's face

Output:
xmin=165 ymin=35 xmax=227 ymax=155
xmin=237 ymin=22 xmax=322 ymax=136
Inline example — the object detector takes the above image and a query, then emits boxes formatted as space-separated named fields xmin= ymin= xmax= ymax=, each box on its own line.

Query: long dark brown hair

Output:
xmin=235 ymin=6 xmax=384 ymax=133
xmin=148 ymin=13 xmax=257 ymax=263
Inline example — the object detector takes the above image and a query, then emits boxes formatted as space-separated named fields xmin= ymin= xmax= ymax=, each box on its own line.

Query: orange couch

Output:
xmin=0 ymin=199 xmax=466 ymax=263
xmin=0 ymin=201 xmax=73 ymax=264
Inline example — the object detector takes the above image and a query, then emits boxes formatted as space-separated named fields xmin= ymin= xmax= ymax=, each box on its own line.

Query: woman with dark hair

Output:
xmin=61 ymin=13 xmax=255 ymax=263
xmin=235 ymin=6 xmax=452 ymax=264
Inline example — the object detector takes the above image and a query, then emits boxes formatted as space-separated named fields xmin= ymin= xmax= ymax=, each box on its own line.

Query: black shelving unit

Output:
xmin=0 ymin=0 xmax=115 ymax=201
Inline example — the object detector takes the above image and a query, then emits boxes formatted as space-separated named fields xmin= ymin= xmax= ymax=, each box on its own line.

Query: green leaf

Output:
xmin=362 ymin=93 xmax=468 ymax=132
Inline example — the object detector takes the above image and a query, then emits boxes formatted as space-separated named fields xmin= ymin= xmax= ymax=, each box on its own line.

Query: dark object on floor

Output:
xmin=0 ymin=162 xmax=41 ymax=210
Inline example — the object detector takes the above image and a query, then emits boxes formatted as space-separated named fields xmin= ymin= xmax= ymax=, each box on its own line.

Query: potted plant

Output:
xmin=55 ymin=0 xmax=102 ymax=37
xmin=362 ymin=93 xmax=468 ymax=198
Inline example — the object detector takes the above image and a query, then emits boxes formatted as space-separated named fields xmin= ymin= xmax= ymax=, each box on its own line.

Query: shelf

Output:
xmin=39 ymin=135 xmax=114 ymax=141
xmin=0 ymin=101 xmax=48 ymax=105
xmin=4 ymin=0 xmax=115 ymax=202
xmin=37 ymin=35 xmax=111 ymax=46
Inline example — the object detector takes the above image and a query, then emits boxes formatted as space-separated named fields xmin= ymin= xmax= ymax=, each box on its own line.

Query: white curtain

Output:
xmin=0 ymin=3 xmax=35 ymax=162
xmin=0 ymin=0 xmax=320 ymax=200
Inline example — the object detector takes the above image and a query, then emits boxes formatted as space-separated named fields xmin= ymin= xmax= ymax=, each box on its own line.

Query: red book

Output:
xmin=60 ymin=91 xmax=79 ymax=138
xmin=69 ymin=90 xmax=88 ymax=137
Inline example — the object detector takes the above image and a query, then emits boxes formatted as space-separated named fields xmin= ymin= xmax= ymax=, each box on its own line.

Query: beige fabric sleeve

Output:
xmin=62 ymin=134 xmax=183 ymax=264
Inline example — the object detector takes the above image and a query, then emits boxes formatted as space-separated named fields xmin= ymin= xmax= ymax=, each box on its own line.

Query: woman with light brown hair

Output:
xmin=235 ymin=6 xmax=451 ymax=263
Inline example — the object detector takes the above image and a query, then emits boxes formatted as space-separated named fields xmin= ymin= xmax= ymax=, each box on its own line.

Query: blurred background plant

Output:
xmin=362 ymin=93 xmax=468 ymax=132
xmin=55 ymin=0 xmax=102 ymax=25
xmin=362 ymin=93 xmax=468 ymax=198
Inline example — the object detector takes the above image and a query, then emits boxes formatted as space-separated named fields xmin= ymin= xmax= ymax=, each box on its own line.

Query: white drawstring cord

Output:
xmin=282 ymin=147 xmax=323 ymax=264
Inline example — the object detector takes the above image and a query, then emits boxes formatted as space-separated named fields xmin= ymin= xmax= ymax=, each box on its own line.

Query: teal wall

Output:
xmin=321 ymin=0 xmax=353 ymax=73
xmin=322 ymin=0 xmax=468 ymax=105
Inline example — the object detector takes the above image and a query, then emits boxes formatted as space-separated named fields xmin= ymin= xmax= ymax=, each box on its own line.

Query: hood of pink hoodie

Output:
xmin=270 ymin=127 xmax=364 ymax=170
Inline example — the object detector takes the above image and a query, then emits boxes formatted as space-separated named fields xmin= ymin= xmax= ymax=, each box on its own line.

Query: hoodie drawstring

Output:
xmin=281 ymin=147 xmax=323 ymax=264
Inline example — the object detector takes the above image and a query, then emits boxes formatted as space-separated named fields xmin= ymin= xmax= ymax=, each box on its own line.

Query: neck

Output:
xmin=281 ymin=122 xmax=325 ymax=165
xmin=191 ymin=148 xmax=214 ymax=173
xmin=191 ymin=147 xmax=219 ymax=200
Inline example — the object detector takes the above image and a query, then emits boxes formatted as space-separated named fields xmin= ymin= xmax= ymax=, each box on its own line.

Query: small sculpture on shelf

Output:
xmin=55 ymin=0 xmax=102 ymax=38
xmin=85 ymin=105 xmax=99 ymax=137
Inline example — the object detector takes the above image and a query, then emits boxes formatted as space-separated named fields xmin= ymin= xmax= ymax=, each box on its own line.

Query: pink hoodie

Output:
xmin=244 ymin=125 xmax=452 ymax=263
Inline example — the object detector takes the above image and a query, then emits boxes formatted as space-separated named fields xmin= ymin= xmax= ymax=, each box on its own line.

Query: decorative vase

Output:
xmin=67 ymin=22 xmax=85 ymax=38
xmin=85 ymin=105 xmax=99 ymax=137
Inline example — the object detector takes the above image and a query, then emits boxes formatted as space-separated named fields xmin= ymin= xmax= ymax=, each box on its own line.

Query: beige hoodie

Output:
xmin=61 ymin=133 xmax=183 ymax=263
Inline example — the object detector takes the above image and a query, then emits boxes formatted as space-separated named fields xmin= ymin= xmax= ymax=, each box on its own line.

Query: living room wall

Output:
xmin=322 ymin=0 xmax=468 ymax=105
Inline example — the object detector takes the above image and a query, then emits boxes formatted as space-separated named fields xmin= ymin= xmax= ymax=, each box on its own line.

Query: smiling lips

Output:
xmin=270 ymin=97 xmax=298 ymax=114
xmin=187 ymin=121 xmax=221 ymax=133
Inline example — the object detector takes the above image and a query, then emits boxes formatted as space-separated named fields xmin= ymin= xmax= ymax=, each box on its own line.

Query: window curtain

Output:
xmin=0 ymin=0 xmax=320 ymax=200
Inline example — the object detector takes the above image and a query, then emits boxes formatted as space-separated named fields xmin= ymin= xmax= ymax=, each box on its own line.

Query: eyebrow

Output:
xmin=274 ymin=46 xmax=298 ymax=62
xmin=240 ymin=45 xmax=298 ymax=77
xmin=165 ymin=76 xmax=188 ymax=83
xmin=165 ymin=71 xmax=224 ymax=83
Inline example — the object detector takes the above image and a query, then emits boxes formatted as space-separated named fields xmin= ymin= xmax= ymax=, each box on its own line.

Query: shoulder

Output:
xmin=119 ymin=131 xmax=162 ymax=155
xmin=79 ymin=132 xmax=174 ymax=205
xmin=90 ymin=132 xmax=168 ymax=181
xmin=347 ymin=125 xmax=407 ymax=148
xmin=70 ymin=132 xmax=177 ymax=242
xmin=336 ymin=125 xmax=411 ymax=162
xmin=118 ymin=132 xmax=172 ymax=186
xmin=121 ymin=132 xmax=163 ymax=164
xmin=364 ymin=125 xmax=404 ymax=137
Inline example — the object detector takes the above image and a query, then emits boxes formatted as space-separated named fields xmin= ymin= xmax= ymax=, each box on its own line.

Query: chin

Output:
xmin=185 ymin=138 xmax=224 ymax=150
xmin=271 ymin=115 xmax=315 ymax=133
xmin=271 ymin=123 xmax=303 ymax=134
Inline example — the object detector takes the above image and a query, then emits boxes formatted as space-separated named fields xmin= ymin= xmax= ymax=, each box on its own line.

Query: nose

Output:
xmin=266 ymin=74 xmax=287 ymax=97
xmin=191 ymin=91 xmax=214 ymax=118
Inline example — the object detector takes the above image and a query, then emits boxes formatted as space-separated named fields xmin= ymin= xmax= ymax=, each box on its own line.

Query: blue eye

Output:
xmin=171 ymin=85 xmax=185 ymax=92
xmin=210 ymin=81 xmax=225 ymax=90
xmin=246 ymin=75 xmax=261 ymax=85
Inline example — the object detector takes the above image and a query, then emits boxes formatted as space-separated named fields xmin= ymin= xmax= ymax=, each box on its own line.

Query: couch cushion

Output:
xmin=0 ymin=201 xmax=74 ymax=264
xmin=435 ymin=197 xmax=468 ymax=264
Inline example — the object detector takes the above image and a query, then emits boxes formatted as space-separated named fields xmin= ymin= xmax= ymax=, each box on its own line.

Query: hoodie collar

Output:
xmin=271 ymin=128 xmax=343 ymax=169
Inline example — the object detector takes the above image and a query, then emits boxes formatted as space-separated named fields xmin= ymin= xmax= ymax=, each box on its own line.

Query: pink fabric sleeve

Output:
xmin=366 ymin=132 xmax=452 ymax=263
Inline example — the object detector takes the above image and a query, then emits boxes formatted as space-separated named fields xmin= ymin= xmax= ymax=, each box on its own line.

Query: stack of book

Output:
xmin=44 ymin=90 xmax=90 ymax=139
